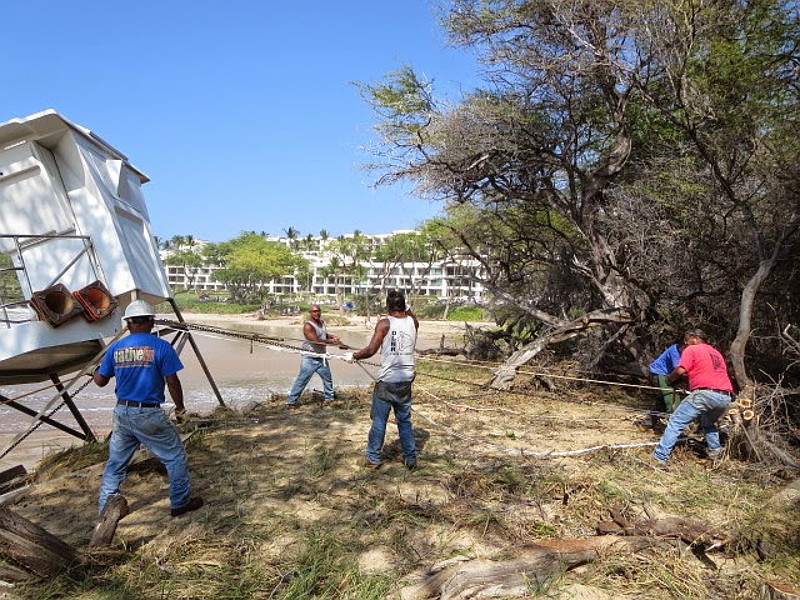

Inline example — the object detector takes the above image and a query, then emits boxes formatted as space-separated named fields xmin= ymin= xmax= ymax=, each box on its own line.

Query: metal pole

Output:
xmin=0 ymin=395 xmax=91 ymax=440
xmin=49 ymin=374 xmax=97 ymax=442
xmin=167 ymin=297 xmax=225 ymax=407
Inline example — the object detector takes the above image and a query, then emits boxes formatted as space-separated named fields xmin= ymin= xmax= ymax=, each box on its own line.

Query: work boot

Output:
xmin=171 ymin=496 xmax=204 ymax=517
xmin=648 ymin=451 xmax=668 ymax=468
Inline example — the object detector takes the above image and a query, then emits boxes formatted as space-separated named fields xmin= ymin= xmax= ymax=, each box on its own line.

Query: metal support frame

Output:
xmin=0 ymin=395 xmax=91 ymax=440
xmin=48 ymin=374 xmax=97 ymax=442
xmin=168 ymin=297 xmax=225 ymax=407
xmin=1 ymin=233 xmax=106 ymax=326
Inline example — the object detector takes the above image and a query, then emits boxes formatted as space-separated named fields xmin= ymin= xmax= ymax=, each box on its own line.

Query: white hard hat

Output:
xmin=123 ymin=299 xmax=156 ymax=320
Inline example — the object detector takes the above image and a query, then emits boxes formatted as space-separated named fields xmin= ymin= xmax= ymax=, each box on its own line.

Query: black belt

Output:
xmin=696 ymin=388 xmax=732 ymax=395
xmin=117 ymin=400 xmax=161 ymax=408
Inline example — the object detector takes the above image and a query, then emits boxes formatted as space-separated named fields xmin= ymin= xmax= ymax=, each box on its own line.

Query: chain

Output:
xmin=0 ymin=374 xmax=96 ymax=460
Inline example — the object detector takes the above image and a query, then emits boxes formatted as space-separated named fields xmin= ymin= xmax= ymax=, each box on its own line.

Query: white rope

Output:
xmin=412 ymin=401 xmax=657 ymax=459
xmin=183 ymin=323 xmax=663 ymax=459
xmin=418 ymin=354 xmax=682 ymax=394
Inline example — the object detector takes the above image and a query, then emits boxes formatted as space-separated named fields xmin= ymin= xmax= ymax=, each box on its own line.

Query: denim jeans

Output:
xmin=366 ymin=380 xmax=416 ymax=464
xmin=99 ymin=404 xmax=190 ymax=513
xmin=288 ymin=356 xmax=333 ymax=403
xmin=653 ymin=389 xmax=731 ymax=462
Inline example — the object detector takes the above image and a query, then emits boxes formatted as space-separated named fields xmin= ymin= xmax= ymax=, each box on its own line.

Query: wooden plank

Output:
xmin=0 ymin=465 xmax=26 ymax=485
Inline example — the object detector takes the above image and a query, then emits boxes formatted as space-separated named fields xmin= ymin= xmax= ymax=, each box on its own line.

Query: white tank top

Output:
xmin=377 ymin=315 xmax=417 ymax=383
xmin=302 ymin=320 xmax=327 ymax=354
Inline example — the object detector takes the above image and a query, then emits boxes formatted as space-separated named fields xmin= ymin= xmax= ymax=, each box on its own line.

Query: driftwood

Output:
xmin=0 ymin=506 xmax=85 ymax=579
xmin=596 ymin=509 xmax=728 ymax=549
xmin=400 ymin=513 xmax=729 ymax=600
xmin=0 ymin=561 xmax=32 ymax=583
xmin=400 ymin=536 xmax=657 ymax=600
xmin=418 ymin=348 xmax=463 ymax=357
xmin=0 ymin=465 xmax=29 ymax=496
xmin=90 ymin=494 xmax=129 ymax=547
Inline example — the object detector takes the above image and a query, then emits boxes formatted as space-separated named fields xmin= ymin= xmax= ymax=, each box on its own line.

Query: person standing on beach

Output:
xmin=287 ymin=304 xmax=342 ymax=407
xmin=93 ymin=300 xmax=203 ymax=517
xmin=345 ymin=290 xmax=419 ymax=469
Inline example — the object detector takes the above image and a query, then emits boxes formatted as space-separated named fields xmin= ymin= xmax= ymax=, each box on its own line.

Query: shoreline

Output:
xmin=178 ymin=310 xmax=484 ymax=336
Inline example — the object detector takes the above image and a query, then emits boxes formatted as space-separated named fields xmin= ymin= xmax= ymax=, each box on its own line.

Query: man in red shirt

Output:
xmin=651 ymin=329 xmax=734 ymax=465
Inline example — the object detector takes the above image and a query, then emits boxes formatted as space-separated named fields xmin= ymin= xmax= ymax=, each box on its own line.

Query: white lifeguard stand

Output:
xmin=0 ymin=110 xmax=222 ymax=454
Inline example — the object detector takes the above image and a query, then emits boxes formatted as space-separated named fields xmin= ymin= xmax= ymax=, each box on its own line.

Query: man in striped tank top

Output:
xmin=346 ymin=290 xmax=419 ymax=469
xmin=287 ymin=304 xmax=342 ymax=407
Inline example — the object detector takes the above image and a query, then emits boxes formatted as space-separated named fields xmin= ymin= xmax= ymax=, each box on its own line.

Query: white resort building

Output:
xmin=161 ymin=232 xmax=486 ymax=303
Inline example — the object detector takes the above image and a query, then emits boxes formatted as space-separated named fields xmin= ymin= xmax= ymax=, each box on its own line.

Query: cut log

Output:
xmin=0 ymin=465 xmax=26 ymax=485
xmin=400 ymin=536 xmax=655 ymax=600
xmin=90 ymin=494 xmax=129 ymax=547
xmin=0 ymin=506 xmax=84 ymax=578
xmin=0 ymin=465 xmax=28 ymax=496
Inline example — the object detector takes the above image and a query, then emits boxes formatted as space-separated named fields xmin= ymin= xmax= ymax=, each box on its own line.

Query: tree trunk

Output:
xmin=0 ymin=507 xmax=84 ymax=578
xmin=729 ymin=257 xmax=775 ymax=389
xmin=490 ymin=308 xmax=633 ymax=389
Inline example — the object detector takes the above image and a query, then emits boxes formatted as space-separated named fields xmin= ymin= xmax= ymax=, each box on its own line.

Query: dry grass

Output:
xmin=3 ymin=360 xmax=799 ymax=599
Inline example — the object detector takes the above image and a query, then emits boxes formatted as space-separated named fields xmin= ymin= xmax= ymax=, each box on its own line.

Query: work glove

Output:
xmin=344 ymin=352 xmax=355 ymax=363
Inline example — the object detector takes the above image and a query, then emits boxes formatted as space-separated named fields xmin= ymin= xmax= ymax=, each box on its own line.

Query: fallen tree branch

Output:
xmin=399 ymin=536 xmax=658 ymax=600
xmin=0 ymin=506 xmax=85 ymax=579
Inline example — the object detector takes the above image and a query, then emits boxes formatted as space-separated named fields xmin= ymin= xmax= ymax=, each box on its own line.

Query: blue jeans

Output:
xmin=99 ymin=404 xmax=191 ymax=513
xmin=653 ymin=389 xmax=731 ymax=462
xmin=366 ymin=380 xmax=416 ymax=464
xmin=288 ymin=356 xmax=333 ymax=403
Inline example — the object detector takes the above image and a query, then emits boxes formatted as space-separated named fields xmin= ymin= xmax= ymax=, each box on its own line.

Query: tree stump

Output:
xmin=90 ymin=494 xmax=129 ymax=547
xmin=0 ymin=506 xmax=84 ymax=578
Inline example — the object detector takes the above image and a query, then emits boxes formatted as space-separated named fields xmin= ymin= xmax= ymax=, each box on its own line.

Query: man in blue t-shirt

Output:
xmin=94 ymin=299 xmax=203 ymax=518
xmin=642 ymin=342 xmax=684 ymax=429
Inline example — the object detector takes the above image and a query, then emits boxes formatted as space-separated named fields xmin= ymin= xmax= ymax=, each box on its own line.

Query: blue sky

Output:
xmin=1 ymin=2 xmax=479 ymax=243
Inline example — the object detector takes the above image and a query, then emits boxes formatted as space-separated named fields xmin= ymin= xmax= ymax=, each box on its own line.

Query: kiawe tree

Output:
xmin=361 ymin=0 xmax=800 ymax=391
xmin=361 ymin=1 xmax=658 ymax=387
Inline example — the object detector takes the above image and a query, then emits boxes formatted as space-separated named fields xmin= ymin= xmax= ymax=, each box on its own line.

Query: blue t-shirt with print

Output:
xmin=648 ymin=344 xmax=681 ymax=376
xmin=98 ymin=333 xmax=184 ymax=404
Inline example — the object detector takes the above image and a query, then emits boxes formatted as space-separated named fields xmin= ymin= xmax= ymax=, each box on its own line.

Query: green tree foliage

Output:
xmin=209 ymin=233 xmax=308 ymax=304
xmin=361 ymin=0 xmax=800 ymax=386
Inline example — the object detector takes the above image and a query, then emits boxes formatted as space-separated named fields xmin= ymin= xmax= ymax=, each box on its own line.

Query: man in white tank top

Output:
xmin=287 ymin=304 xmax=342 ymax=407
xmin=346 ymin=290 xmax=419 ymax=469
